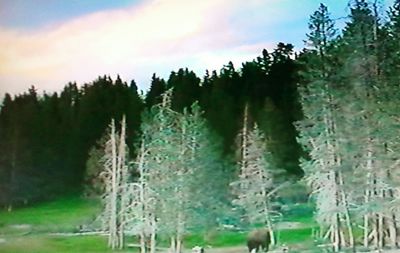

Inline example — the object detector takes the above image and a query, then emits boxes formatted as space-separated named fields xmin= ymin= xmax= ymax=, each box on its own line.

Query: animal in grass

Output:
xmin=246 ymin=228 xmax=271 ymax=253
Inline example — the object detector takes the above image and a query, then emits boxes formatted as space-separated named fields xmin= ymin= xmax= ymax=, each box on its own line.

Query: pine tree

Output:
xmin=140 ymin=90 xmax=190 ymax=253
xmin=297 ymin=4 xmax=355 ymax=251
xmin=145 ymin=74 xmax=167 ymax=108
xmin=182 ymin=103 xmax=229 ymax=235
xmin=138 ymin=89 xmax=230 ymax=253
xmin=231 ymin=106 xmax=277 ymax=246
xmin=339 ymin=1 xmax=400 ymax=249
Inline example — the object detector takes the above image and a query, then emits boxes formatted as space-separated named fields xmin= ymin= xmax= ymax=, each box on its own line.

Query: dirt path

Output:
xmin=185 ymin=246 xmax=291 ymax=253
xmin=203 ymin=246 xmax=246 ymax=253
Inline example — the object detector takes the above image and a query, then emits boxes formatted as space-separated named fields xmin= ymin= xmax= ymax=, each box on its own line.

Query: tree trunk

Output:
xmin=108 ymin=120 xmax=118 ymax=249
xmin=378 ymin=188 xmax=384 ymax=249
xmin=117 ymin=116 xmax=127 ymax=249
xmin=332 ymin=171 xmax=341 ymax=252
xmin=140 ymin=230 xmax=146 ymax=253
xmin=176 ymin=236 xmax=182 ymax=253
xmin=338 ymin=171 xmax=355 ymax=251
xmin=266 ymin=213 xmax=276 ymax=246
xmin=150 ymin=215 xmax=157 ymax=253
xmin=333 ymin=214 xmax=340 ymax=252
xmin=387 ymin=213 xmax=398 ymax=248
xmin=373 ymin=214 xmax=379 ymax=248
xmin=364 ymin=176 xmax=371 ymax=248
xmin=170 ymin=236 xmax=176 ymax=253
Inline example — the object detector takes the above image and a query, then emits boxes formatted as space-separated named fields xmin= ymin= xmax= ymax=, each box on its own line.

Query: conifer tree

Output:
xmin=137 ymin=90 xmax=230 ymax=253
xmin=339 ymin=1 xmax=400 ymax=249
xmin=182 ymin=103 xmax=229 ymax=234
xmin=231 ymin=105 xmax=277 ymax=246
xmin=297 ymin=4 xmax=355 ymax=251
xmin=140 ymin=90 xmax=192 ymax=253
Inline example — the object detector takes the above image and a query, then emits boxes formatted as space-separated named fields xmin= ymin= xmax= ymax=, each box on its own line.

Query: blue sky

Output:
xmin=0 ymin=0 xmax=395 ymax=97
xmin=0 ymin=0 xmax=136 ymax=28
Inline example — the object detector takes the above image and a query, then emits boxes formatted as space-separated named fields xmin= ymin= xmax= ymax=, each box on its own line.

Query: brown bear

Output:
xmin=247 ymin=228 xmax=271 ymax=253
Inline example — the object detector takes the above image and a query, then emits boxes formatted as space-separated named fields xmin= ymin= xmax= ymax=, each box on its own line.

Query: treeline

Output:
xmin=0 ymin=43 xmax=302 ymax=207
xmin=0 ymin=78 xmax=143 ymax=207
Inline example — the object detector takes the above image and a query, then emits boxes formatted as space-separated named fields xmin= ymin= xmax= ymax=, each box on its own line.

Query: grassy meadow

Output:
xmin=0 ymin=196 xmax=317 ymax=253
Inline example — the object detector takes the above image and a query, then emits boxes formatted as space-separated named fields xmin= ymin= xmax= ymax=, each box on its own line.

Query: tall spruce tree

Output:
xmin=297 ymin=4 xmax=355 ymax=251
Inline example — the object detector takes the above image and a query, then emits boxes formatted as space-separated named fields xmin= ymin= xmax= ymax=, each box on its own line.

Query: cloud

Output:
xmin=0 ymin=0 xmax=290 ymax=97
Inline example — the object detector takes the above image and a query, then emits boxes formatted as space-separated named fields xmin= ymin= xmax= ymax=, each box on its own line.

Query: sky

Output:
xmin=0 ymin=0 xmax=395 ymax=97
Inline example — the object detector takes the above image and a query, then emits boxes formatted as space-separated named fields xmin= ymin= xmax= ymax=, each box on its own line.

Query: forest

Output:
xmin=1 ymin=0 xmax=400 ymax=252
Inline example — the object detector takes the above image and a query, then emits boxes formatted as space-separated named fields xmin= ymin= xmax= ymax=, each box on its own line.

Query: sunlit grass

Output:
xmin=0 ymin=195 xmax=100 ymax=233
xmin=0 ymin=235 xmax=136 ymax=253
xmin=0 ymin=197 xmax=317 ymax=252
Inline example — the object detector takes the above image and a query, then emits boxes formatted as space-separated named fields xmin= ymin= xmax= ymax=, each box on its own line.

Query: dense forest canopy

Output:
xmin=0 ymin=43 xmax=302 ymax=207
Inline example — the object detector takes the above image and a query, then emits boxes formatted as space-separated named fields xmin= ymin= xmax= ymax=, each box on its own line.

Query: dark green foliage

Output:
xmin=145 ymin=74 xmax=167 ymax=107
xmin=0 ymin=78 xmax=144 ymax=207
xmin=196 ymin=47 xmax=302 ymax=176
xmin=0 ymin=43 xmax=304 ymax=206
xmin=168 ymin=68 xmax=201 ymax=112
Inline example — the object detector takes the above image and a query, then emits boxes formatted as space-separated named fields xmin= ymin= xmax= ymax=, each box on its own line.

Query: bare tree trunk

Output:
xmin=338 ymin=171 xmax=355 ymax=251
xmin=170 ymin=236 xmax=176 ymax=253
xmin=364 ymin=178 xmax=371 ymax=248
xmin=137 ymin=139 xmax=148 ymax=253
xmin=176 ymin=209 xmax=184 ymax=253
xmin=387 ymin=182 xmax=398 ymax=248
xmin=334 ymin=215 xmax=341 ymax=252
xmin=176 ymin=234 xmax=182 ymax=253
xmin=140 ymin=230 xmax=146 ymax=253
xmin=387 ymin=213 xmax=398 ymax=248
xmin=340 ymin=229 xmax=346 ymax=248
xmin=386 ymin=160 xmax=398 ymax=248
xmin=378 ymin=188 xmax=384 ymax=249
xmin=364 ymin=209 xmax=369 ymax=248
xmin=108 ymin=119 xmax=118 ymax=249
xmin=324 ymin=225 xmax=332 ymax=240
xmin=150 ymin=215 xmax=157 ymax=253
xmin=265 ymin=211 xmax=275 ymax=246
xmin=332 ymin=171 xmax=341 ymax=252
xmin=373 ymin=214 xmax=379 ymax=248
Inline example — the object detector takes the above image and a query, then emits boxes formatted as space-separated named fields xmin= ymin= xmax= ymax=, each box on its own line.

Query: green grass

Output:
xmin=0 ymin=235 xmax=135 ymax=253
xmin=0 ymin=195 xmax=100 ymax=234
xmin=0 ymin=197 xmax=317 ymax=252
xmin=279 ymin=227 xmax=313 ymax=244
xmin=0 ymin=196 xmax=123 ymax=253
xmin=184 ymin=226 xmax=315 ymax=248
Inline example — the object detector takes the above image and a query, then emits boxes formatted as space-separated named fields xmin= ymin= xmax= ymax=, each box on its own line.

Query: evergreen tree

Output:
xmin=182 ymin=103 xmax=230 ymax=235
xmin=231 ymin=106 xmax=278 ymax=246
xmin=297 ymin=4 xmax=354 ymax=251
xmin=145 ymin=74 xmax=167 ymax=108
xmin=168 ymin=68 xmax=201 ymax=112
xmin=339 ymin=1 xmax=399 ymax=249
xmin=138 ymin=90 xmax=230 ymax=253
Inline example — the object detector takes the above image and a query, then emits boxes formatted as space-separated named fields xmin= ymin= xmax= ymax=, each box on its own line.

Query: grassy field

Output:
xmin=0 ymin=196 xmax=100 ymax=234
xmin=0 ymin=196 xmax=317 ymax=253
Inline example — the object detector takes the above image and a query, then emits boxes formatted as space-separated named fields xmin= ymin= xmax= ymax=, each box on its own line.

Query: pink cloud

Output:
xmin=0 ymin=0 xmax=277 ymax=97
